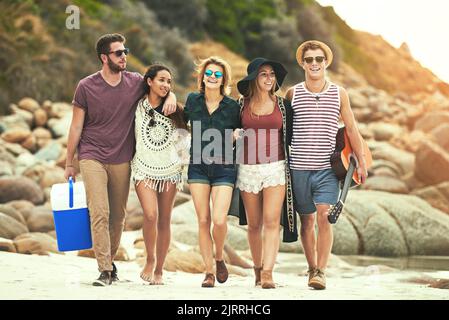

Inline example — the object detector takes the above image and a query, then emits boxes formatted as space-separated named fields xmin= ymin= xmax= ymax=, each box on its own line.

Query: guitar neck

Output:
xmin=339 ymin=158 xmax=356 ymax=203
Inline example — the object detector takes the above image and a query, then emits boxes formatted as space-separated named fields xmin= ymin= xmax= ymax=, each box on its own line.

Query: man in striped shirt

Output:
xmin=285 ymin=40 xmax=368 ymax=290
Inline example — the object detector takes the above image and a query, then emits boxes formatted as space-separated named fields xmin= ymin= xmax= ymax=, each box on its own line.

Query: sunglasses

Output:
xmin=108 ymin=48 xmax=130 ymax=57
xmin=146 ymin=107 xmax=156 ymax=127
xmin=204 ymin=69 xmax=223 ymax=79
xmin=303 ymin=56 xmax=325 ymax=64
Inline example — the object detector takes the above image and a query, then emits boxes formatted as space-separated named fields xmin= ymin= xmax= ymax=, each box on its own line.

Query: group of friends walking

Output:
xmin=64 ymin=33 xmax=368 ymax=290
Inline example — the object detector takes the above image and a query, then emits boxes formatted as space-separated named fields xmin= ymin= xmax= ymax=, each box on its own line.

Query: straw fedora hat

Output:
xmin=296 ymin=40 xmax=333 ymax=68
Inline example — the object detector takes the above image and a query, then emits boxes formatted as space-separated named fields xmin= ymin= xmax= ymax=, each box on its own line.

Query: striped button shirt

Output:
xmin=290 ymin=82 xmax=340 ymax=170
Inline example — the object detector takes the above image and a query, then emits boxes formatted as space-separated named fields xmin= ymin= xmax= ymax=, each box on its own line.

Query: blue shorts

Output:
xmin=291 ymin=169 xmax=339 ymax=215
xmin=187 ymin=163 xmax=237 ymax=187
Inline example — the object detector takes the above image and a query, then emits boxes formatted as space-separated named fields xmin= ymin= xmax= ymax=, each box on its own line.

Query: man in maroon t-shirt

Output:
xmin=64 ymin=33 xmax=176 ymax=286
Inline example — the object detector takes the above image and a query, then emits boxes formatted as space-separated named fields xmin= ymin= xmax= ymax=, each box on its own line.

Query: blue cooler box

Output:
xmin=50 ymin=177 xmax=92 ymax=251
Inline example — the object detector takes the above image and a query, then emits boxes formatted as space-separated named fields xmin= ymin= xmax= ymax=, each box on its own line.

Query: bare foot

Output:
xmin=150 ymin=273 xmax=164 ymax=285
xmin=140 ymin=262 xmax=154 ymax=283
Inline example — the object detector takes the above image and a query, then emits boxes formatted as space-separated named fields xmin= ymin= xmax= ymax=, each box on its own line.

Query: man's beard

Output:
xmin=107 ymin=56 xmax=126 ymax=73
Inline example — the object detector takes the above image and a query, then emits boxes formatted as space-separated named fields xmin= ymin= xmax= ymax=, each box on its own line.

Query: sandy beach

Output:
xmin=1 ymin=231 xmax=448 ymax=300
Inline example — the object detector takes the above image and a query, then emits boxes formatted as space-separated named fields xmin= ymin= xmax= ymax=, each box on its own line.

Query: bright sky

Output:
xmin=316 ymin=0 xmax=449 ymax=83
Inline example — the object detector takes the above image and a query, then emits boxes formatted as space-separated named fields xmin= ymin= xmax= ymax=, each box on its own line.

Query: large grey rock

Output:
xmin=335 ymin=191 xmax=449 ymax=257
xmin=361 ymin=176 xmax=409 ymax=194
xmin=0 ymin=176 xmax=45 ymax=204
xmin=332 ymin=215 xmax=360 ymax=255
xmin=0 ymin=237 xmax=17 ymax=253
xmin=226 ymin=224 xmax=249 ymax=250
xmin=411 ymin=181 xmax=449 ymax=214
xmin=15 ymin=153 xmax=40 ymax=175
xmin=0 ymin=160 xmax=14 ymax=177
xmin=172 ymin=224 xmax=198 ymax=246
xmin=0 ymin=212 xmax=29 ymax=240
xmin=27 ymin=205 xmax=54 ymax=232
xmin=0 ymin=145 xmax=16 ymax=165
xmin=6 ymin=200 xmax=35 ymax=221
xmin=0 ymin=114 xmax=29 ymax=132
xmin=47 ymin=113 xmax=71 ymax=138
xmin=368 ymin=141 xmax=415 ymax=176
xmin=414 ymin=140 xmax=449 ymax=186
xmin=34 ymin=142 xmax=62 ymax=162
xmin=368 ymin=122 xmax=405 ymax=141
xmin=46 ymin=102 xmax=72 ymax=119
xmin=14 ymin=232 xmax=60 ymax=255
xmin=9 ymin=104 xmax=34 ymax=127
xmin=0 ymin=204 xmax=26 ymax=224
xmin=171 ymin=200 xmax=198 ymax=225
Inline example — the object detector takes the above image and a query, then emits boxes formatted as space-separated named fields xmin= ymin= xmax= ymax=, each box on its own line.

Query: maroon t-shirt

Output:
xmin=72 ymin=71 xmax=144 ymax=164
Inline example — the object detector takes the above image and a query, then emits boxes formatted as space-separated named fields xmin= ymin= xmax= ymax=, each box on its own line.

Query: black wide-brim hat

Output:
xmin=237 ymin=57 xmax=288 ymax=96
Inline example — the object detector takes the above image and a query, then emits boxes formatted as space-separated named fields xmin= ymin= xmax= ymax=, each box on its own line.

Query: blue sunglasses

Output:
xmin=204 ymin=69 xmax=223 ymax=79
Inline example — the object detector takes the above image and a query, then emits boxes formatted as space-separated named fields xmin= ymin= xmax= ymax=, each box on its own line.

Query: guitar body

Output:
xmin=330 ymin=126 xmax=372 ymax=185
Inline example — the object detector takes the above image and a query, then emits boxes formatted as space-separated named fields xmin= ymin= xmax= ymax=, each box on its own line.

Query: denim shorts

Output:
xmin=187 ymin=163 xmax=237 ymax=187
xmin=291 ymin=168 xmax=339 ymax=215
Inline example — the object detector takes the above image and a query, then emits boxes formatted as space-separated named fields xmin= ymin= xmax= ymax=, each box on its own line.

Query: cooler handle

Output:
xmin=69 ymin=176 xmax=74 ymax=208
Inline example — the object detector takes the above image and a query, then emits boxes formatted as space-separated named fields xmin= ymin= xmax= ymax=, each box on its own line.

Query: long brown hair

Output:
xmin=244 ymin=66 xmax=277 ymax=118
xmin=143 ymin=64 xmax=187 ymax=130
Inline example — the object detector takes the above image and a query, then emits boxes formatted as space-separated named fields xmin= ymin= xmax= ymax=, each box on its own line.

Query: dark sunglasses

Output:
xmin=204 ymin=69 xmax=223 ymax=79
xmin=108 ymin=48 xmax=130 ymax=57
xmin=146 ymin=107 xmax=156 ymax=127
xmin=304 ymin=56 xmax=325 ymax=64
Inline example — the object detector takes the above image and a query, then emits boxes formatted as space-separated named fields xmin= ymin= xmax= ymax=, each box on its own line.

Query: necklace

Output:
xmin=305 ymin=80 xmax=327 ymax=107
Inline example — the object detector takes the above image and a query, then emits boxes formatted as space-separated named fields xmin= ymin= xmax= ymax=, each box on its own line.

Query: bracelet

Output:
xmin=66 ymin=164 xmax=74 ymax=167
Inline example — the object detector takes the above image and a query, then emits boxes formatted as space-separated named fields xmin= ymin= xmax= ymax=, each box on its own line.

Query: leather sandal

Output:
xmin=261 ymin=270 xmax=275 ymax=289
xmin=201 ymin=273 xmax=215 ymax=288
xmin=215 ymin=260 xmax=229 ymax=283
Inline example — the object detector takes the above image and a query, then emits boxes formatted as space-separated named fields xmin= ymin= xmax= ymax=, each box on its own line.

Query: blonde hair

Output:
xmin=196 ymin=56 xmax=232 ymax=96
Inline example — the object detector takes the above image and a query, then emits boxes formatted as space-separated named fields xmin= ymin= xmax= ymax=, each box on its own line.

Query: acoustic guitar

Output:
xmin=328 ymin=126 xmax=372 ymax=224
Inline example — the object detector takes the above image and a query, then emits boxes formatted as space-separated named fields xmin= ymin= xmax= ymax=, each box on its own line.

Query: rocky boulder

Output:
xmin=1 ymin=128 xmax=32 ymax=144
xmin=368 ymin=141 xmax=415 ymax=176
xmin=333 ymin=191 xmax=449 ymax=257
xmin=361 ymin=176 xmax=409 ymax=194
xmin=0 ymin=204 xmax=26 ymax=224
xmin=0 ymin=237 xmax=17 ymax=253
xmin=27 ymin=205 xmax=54 ymax=233
xmin=414 ymin=140 xmax=449 ymax=186
xmin=368 ymin=122 xmax=405 ymax=141
xmin=33 ymin=109 xmax=48 ymax=127
xmin=430 ymin=123 xmax=449 ymax=150
xmin=47 ymin=113 xmax=71 ymax=138
xmin=13 ymin=232 xmax=60 ymax=255
xmin=17 ymin=98 xmax=40 ymax=113
xmin=0 ymin=176 xmax=45 ymax=205
xmin=412 ymin=181 xmax=449 ymax=214
xmin=414 ymin=111 xmax=449 ymax=133
xmin=0 ymin=212 xmax=29 ymax=240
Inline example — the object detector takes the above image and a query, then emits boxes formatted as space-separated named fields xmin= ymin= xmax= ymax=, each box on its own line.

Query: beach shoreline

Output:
xmin=1 ymin=249 xmax=448 ymax=300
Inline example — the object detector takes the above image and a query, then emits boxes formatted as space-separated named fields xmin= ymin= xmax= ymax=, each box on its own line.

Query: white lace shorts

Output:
xmin=236 ymin=160 xmax=286 ymax=194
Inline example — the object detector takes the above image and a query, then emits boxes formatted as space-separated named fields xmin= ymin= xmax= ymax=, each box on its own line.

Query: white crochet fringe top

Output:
xmin=131 ymin=97 xmax=184 ymax=192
